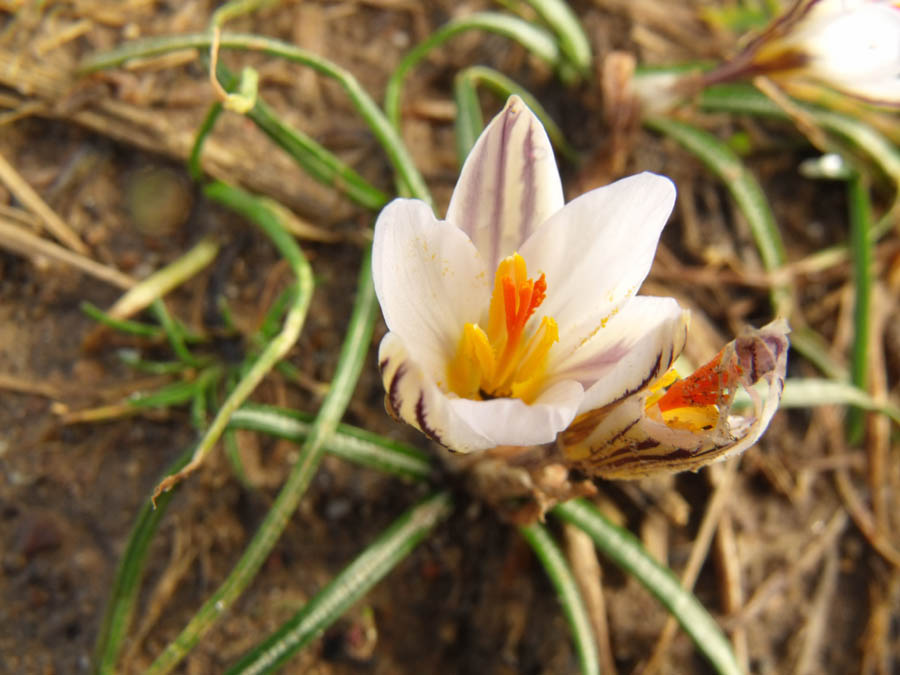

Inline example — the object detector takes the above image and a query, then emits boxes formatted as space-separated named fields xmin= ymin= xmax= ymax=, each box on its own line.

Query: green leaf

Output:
xmin=80 ymin=32 xmax=431 ymax=206
xmin=226 ymin=492 xmax=453 ymax=674
xmin=228 ymin=404 xmax=433 ymax=482
xmin=519 ymin=523 xmax=600 ymax=675
xmin=145 ymin=235 xmax=376 ymax=675
xmin=384 ymin=12 xmax=561 ymax=134
xmin=521 ymin=0 xmax=592 ymax=79
xmin=734 ymin=378 xmax=900 ymax=426
xmin=92 ymin=447 xmax=195 ymax=675
xmin=554 ymin=500 xmax=742 ymax=675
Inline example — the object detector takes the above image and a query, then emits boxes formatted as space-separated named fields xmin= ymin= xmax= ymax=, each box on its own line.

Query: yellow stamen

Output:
xmin=645 ymin=367 xmax=721 ymax=433
xmin=447 ymin=253 xmax=556 ymax=403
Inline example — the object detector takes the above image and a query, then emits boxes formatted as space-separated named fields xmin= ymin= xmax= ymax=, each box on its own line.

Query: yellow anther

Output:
xmin=645 ymin=368 xmax=679 ymax=409
xmin=660 ymin=405 xmax=719 ymax=432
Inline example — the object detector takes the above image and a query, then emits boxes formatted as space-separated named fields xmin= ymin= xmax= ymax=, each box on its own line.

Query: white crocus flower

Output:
xmin=373 ymin=96 xmax=689 ymax=454
xmin=752 ymin=0 xmax=900 ymax=105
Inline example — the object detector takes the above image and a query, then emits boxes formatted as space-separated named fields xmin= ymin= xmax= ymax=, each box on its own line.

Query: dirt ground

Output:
xmin=1 ymin=1 xmax=899 ymax=674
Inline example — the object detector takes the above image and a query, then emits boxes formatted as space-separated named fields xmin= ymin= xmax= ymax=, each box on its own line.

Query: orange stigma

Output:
xmin=448 ymin=253 xmax=557 ymax=403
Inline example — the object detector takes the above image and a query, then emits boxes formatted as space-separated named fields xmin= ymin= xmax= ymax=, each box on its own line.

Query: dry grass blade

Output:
xmin=820 ymin=408 xmax=900 ymax=567
xmin=789 ymin=546 xmax=839 ymax=675
xmin=865 ymin=284 xmax=892 ymax=537
xmin=860 ymin=572 xmax=900 ymax=675
xmin=729 ymin=509 xmax=848 ymax=627
xmin=641 ymin=460 xmax=739 ymax=674
xmin=0 ymin=217 xmax=134 ymax=289
xmin=0 ymin=149 xmax=88 ymax=253
xmin=0 ymin=48 xmax=358 ymax=223
xmin=564 ymin=522 xmax=618 ymax=675
xmin=714 ymin=512 xmax=747 ymax=671
xmin=0 ymin=373 xmax=65 ymax=399
xmin=105 ymin=237 xmax=219 ymax=320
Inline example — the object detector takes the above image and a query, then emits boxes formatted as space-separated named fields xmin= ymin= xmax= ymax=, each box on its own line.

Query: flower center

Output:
xmin=447 ymin=253 xmax=558 ymax=403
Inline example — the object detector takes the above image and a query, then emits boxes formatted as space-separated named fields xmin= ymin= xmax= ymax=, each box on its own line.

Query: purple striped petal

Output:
xmin=446 ymin=96 xmax=564 ymax=275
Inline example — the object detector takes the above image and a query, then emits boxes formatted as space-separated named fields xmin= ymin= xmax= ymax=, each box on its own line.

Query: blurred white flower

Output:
xmin=373 ymin=96 xmax=687 ymax=454
xmin=748 ymin=0 xmax=900 ymax=105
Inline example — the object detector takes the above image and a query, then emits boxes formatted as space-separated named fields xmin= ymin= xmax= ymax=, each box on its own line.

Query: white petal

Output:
xmin=379 ymin=332 xmax=583 ymax=453
xmin=373 ymin=199 xmax=490 ymax=378
xmin=447 ymin=380 xmax=584 ymax=449
xmin=803 ymin=4 xmax=900 ymax=82
xmin=519 ymin=172 xmax=677 ymax=358
xmin=446 ymin=96 xmax=565 ymax=274
xmin=548 ymin=296 xmax=689 ymax=414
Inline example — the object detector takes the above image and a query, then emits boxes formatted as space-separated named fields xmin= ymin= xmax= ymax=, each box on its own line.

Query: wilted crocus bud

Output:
xmin=558 ymin=320 xmax=789 ymax=480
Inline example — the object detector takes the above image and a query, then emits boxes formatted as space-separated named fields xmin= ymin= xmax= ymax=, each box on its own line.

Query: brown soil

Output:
xmin=1 ymin=2 xmax=899 ymax=674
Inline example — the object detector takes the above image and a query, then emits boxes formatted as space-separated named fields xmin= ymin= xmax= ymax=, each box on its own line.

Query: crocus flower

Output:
xmin=373 ymin=96 xmax=788 ymax=477
xmin=374 ymin=96 xmax=686 ymax=454
xmin=716 ymin=0 xmax=900 ymax=106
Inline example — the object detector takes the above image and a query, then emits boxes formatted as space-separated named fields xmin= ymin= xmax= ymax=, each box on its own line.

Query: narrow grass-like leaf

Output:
xmin=846 ymin=175 xmax=873 ymax=442
xmin=522 ymin=0 xmax=592 ymax=79
xmin=189 ymin=101 xmax=224 ymax=181
xmin=149 ymin=182 xmax=313 ymax=495
xmin=698 ymin=83 xmax=900 ymax=236
xmin=644 ymin=116 xmax=788 ymax=282
xmin=81 ymin=32 xmax=430 ymax=207
xmin=553 ymin=500 xmax=742 ymax=675
xmin=519 ymin=523 xmax=600 ymax=675
xmin=187 ymin=60 xmax=387 ymax=209
xmin=699 ymin=84 xmax=900 ymax=182
xmin=224 ymin=429 xmax=256 ymax=490
xmin=228 ymin=403 xmax=433 ymax=482
xmin=733 ymin=378 xmax=900 ymax=425
xmin=455 ymin=65 xmax=578 ymax=161
xmin=148 ymin=299 xmax=204 ymax=366
xmin=788 ymin=327 xmax=849 ymax=381
xmin=249 ymin=97 xmax=389 ymax=210
xmin=116 ymin=352 xmax=191 ymax=375
xmin=127 ymin=377 xmax=207 ymax=410
xmin=226 ymin=491 xmax=453 ymax=674
xmin=384 ymin=12 xmax=560 ymax=133
xmin=256 ymin=285 xmax=297 ymax=342
xmin=91 ymin=390 xmax=429 ymax=672
xmin=452 ymin=70 xmax=484 ymax=164
xmin=80 ymin=301 xmax=163 ymax=339
xmin=190 ymin=385 xmax=209 ymax=430
xmin=92 ymin=446 xmax=195 ymax=675
xmin=213 ymin=61 xmax=389 ymax=210
xmin=220 ymin=370 xmax=257 ymax=490
xmin=145 ymin=243 xmax=377 ymax=675
xmin=106 ymin=238 xmax=220 ymax=321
